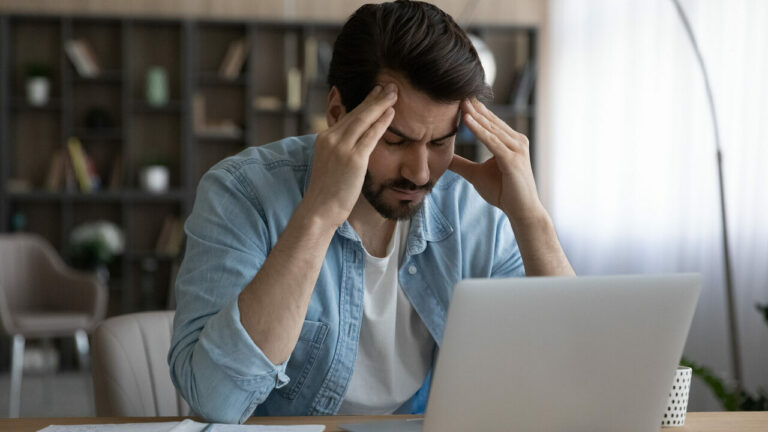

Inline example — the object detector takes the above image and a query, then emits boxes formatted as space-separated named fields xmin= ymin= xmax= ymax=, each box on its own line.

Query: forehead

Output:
xmin=376 ymin=70 xmax=461 ymax=138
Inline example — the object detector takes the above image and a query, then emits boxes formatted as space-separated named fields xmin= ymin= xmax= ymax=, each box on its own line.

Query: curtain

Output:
xmin=547 ymin=0 xmax=768 ymax=410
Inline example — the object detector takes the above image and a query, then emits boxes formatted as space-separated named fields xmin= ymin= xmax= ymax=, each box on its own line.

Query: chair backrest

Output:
xmin=0 ymin=233 xmax=64 ymax=314
xmin=92 ymin=311 xmax=189 ymax=416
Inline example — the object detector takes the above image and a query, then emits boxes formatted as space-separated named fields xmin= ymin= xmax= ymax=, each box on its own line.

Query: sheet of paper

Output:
xmin=38 ymin=419 xmax=325 ymax=432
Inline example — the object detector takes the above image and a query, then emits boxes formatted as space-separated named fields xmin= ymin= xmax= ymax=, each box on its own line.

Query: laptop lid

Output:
xmin=422 ymin=274 xmax=701 ymax=432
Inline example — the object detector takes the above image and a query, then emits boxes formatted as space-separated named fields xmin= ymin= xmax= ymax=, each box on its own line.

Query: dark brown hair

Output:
xmin=327 ymin=0 xmax=492 ymax=111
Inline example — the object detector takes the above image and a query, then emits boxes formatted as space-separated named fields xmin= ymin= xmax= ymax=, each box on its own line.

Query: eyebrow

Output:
xmin=386 ymin=126 xmax=458 ymax=143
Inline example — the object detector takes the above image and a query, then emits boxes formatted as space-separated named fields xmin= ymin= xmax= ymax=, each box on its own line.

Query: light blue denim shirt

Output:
xmin=169 ymin=134 xmax=525 ymax=423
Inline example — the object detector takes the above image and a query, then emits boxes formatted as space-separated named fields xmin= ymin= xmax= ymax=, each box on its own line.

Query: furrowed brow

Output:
xmin=387 ymin=126 xmax=458 ymax=143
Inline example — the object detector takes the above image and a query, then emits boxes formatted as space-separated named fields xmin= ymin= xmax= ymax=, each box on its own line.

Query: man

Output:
xmin=169 ymin=0 xmax=574 ymax=424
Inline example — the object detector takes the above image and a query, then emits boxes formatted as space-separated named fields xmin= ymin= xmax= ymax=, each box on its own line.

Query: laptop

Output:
xmin=340 ymin=274 xmax=701 ymax=432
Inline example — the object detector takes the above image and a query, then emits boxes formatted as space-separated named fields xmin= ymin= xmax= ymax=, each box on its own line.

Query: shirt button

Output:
xmin=408 ymin=265 xmax=417 ymax=275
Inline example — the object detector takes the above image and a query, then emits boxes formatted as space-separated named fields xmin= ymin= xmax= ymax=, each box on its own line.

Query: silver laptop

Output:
xmin=341 ymin=274 xmax=701 ymax=432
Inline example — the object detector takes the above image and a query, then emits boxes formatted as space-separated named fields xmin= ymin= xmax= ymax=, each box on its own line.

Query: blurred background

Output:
xmin=0 ymin=0 xmax=765 ymax=419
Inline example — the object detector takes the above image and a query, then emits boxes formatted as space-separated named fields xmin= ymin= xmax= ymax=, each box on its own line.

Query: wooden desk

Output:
xmin=3 ymin=412 xmax=766 ymax=432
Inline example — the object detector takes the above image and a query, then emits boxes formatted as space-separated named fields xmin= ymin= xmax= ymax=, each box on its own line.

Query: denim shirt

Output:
xmin=168 ymin=135 xmax=525 ymax=424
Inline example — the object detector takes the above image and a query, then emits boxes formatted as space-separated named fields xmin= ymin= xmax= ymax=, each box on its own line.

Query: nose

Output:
xmin=400 ymin=144 xmax=430 ymax=187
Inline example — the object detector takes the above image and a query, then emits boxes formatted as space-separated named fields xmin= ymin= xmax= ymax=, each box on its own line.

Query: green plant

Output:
xmin=25 ymin=63 xmax=52 ymax=79
xmin=69 ymin=221 xmax=124 ymax=271
xmin=758 ymin=303 xmax=768 ymax=326
xmin=683 ymin=303 xmax=768 ymax=411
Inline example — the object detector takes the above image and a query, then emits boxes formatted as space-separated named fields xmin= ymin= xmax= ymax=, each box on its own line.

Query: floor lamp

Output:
xmin=670 ymin=0 xmax=742 ymax=390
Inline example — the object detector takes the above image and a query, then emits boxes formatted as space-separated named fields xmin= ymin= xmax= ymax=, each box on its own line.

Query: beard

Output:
xmin=361 ymin=171 xmax=434 ymax=220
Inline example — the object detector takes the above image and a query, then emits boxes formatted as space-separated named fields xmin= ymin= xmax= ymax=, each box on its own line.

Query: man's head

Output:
xmin=326 ymin=0 xmax=492 ymax=220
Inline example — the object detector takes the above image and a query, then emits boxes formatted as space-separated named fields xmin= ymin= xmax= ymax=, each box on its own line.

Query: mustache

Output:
xmin=384 ymin=178 xmax=434 ymax=191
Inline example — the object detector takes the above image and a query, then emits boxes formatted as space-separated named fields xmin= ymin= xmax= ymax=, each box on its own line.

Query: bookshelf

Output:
xmin=0 ymin=15 xmax=538 ymax=317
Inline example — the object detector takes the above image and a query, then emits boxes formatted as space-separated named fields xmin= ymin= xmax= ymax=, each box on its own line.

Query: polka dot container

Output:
xmin=662 ymin=366 xmax=692 ymax=427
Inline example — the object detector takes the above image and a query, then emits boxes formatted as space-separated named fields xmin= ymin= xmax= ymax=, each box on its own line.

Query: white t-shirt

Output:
xmin=337 ymin=220 xmax=436 ymax=415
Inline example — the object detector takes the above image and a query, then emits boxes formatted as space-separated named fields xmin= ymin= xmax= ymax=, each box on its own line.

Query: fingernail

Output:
xmin=385 ymin=83 xmax=397 ymax=93
xmin=373 ymin=85 xmax=382 ymax=94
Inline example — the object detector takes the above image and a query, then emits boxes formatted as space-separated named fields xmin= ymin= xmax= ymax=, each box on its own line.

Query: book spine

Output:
xmin=67 ymin=138 xmax=93 ymax=192
xmin=65 ymin=40 xmax=90 ymax=77
xmin=286 ymin=67 xmax=302 ymax=111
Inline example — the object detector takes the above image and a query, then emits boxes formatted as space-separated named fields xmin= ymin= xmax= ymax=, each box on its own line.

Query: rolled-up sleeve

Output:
xmin=490 ymin=208 xmax=526 ymax=278
xmin=168 ymin=166 xmax=289 ymax=424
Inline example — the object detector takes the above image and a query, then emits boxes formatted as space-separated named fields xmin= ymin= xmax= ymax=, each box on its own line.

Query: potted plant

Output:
xmin=25 ymin=63 xmax=53 ymax=107
xmin=69 ymin=221 xmax=125 ymax=283
xmin=139 ymin=155 xmax=171 ymax=194
xmin=682 ymin=303 xmax=768 ymax=411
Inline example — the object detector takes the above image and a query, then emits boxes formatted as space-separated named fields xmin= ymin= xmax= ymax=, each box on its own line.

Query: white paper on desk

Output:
xmin=38 ymin=418 xmax=325 ymax=432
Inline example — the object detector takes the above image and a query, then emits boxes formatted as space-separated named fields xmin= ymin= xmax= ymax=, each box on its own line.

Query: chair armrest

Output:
xmin=48 ymin=268 xmax=108 ymax=327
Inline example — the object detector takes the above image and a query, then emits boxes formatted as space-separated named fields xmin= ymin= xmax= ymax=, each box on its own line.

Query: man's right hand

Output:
xmin=302 ymin=83 xmax=398 ymax=228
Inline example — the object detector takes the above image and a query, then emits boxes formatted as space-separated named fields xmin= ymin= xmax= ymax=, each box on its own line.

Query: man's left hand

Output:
xmin=449 ymin=98 xmax=546 ymax=227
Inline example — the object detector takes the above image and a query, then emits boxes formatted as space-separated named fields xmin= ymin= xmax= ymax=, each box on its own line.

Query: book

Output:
xmin=304 ymin=36 xmax=318 ymax=82
xmin=85 ymin=154 xmax=101 ymax=190
xmin=218 ymin=38 xmax=247 ymax=80
xmin=155 ymin=216 xmax=185 ymax=257
xmin=44 ymin=149 xmax=81 ymax=192
xmin=253 ymin=96 xmax=284 ymax=111
xmin=155 ymin=217 xmax=174 ymax=255
xmin=79 ymin=40 xmax=101 ymax=76
xmin=64 ymin=39 xmax=101 ymax=78
xmin=67 ymin=137 xmax=94 ymax=192
xmin=286 ymin=67 xmax=302 ymax=111
xmin=165 ymin=219 xmax=185 ymax=257
xmin=193 ymin=92 xmax=243 ymax=138
xmin=44 ymin=150 xmax=66 ymax=191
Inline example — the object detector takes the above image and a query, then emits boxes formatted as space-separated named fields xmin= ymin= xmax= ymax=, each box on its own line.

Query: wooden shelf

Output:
xmin=121 ymin=189 xmax=188 ymax=202
xmin=197 ymin=72 xmax=246 ymax=86
xmin=72 ymin=70 xmax=123 ymax=84
xmin=132 ymin=100 xmax=183 ymax=114
xmin=195 ymin=132 xmax=245 ymax=142
xmin=252 ymin=107 xmax=302 ymax=116
xmin=10 ymin=98 xmax=63 ymax=112
xmin=6 ymin=189 xmax=188 ymax=202
xmin=0 ymin=15 xmax=537 ymax=316
xmin=5 ymin=190 xmax=62 ymax=202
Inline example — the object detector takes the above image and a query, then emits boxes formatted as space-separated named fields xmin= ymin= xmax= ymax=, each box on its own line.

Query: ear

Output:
xmin=326 ymin=86 xmax=347 ymax=127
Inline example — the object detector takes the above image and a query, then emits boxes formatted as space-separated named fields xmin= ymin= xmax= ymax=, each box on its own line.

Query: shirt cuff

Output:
xmin=198 ymin=297 xmax=290 ymax=390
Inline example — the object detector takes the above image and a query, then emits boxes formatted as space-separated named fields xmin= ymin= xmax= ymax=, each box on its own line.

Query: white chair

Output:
xmin=92 ymin=311 xmax=189 ymax=416
xmin=0 ymin=233 xmax=107 ymax=417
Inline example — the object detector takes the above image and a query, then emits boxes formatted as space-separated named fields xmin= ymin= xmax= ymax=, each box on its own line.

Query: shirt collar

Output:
xmin=405 ymin=193 xmax=453 ymax=255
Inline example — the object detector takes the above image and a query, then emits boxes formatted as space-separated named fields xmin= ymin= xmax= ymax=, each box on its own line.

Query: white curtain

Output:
xmin=547 ymin=0 xmax=768 ymax=410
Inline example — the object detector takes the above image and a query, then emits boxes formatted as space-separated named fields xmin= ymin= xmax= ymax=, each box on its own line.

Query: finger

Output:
xmin=466 ymin=98 xmax=512 ymax=136
xmin=328 ymin=84 xmax=385 ymax=139
xmin=463 ymin=113 xmax=511 ymax=161
xmin=471 ymin=99 xmax=530 ymax=149
xmin=463 ymin=99 xmax=517 ymax=150
xmin=448 ymin=154 xmax=480 ymax=183
xmin=338 ymin=84 xmax=398 ymax=147
xmin=356 ymin=106 xmax=395 ymax=155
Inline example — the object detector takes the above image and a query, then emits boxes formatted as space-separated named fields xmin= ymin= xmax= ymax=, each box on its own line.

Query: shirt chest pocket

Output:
xmin=276 ymin=319 xmax=329 ymax=400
